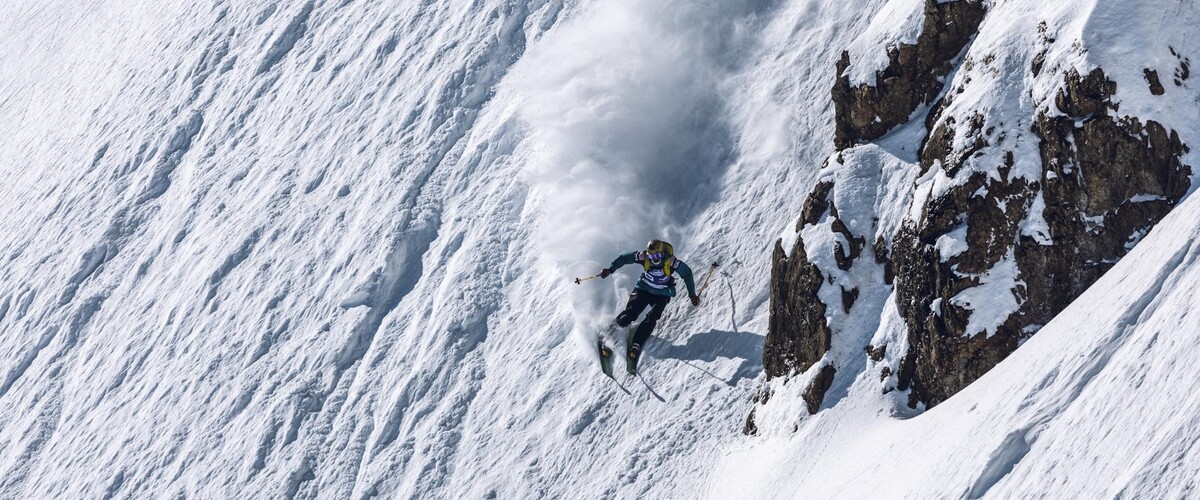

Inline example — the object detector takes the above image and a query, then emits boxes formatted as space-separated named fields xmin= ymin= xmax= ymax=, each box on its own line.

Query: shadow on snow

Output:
xmin=652 ymin=329 xmax=762 ymax=386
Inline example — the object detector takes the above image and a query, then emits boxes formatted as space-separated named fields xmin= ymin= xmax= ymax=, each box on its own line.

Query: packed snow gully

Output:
xmin=2 ymin=0 xmax=1200 ymax=498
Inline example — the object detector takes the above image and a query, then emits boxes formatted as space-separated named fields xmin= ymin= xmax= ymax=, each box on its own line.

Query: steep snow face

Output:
xmin=843 ymin=0 xmax=928 ymax=85
xmin=6 ymin=0 xmax=1197 ymax=497
xmin=1 ymin=2 xmax=553 ymax=496
xmin=0 ymin=0 xmax=890 ymax=497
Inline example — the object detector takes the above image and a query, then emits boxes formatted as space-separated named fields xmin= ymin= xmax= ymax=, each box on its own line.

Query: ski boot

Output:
xmin=626 ymin=342 xmax=641 ymax=375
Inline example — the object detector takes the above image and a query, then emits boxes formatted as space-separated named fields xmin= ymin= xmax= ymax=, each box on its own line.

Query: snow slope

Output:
xmin=3 ymin=0 xmax=1200 ymax=497
xmin=0 ymin=0 xmax=885 ymax=497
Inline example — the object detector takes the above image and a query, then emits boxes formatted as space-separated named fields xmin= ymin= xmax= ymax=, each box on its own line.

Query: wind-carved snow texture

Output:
xmin=61 ymin=110 xmax=207 ymax=306
xmin=0 ymin=0 xmax=888 ymax=497
xmin=965 ymin=425 xmax=1034 ymax=498
xmin=6 ymin=0 xmax=1199 ymax=497
xmin=257 ymin=1 xmax=314 ymax=75
xmin=0 ymin=1 xmax=548 ymax=497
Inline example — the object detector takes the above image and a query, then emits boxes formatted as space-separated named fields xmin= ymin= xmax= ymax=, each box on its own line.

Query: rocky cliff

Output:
xmin=753 ymin=0 xmax=1193 ymax=430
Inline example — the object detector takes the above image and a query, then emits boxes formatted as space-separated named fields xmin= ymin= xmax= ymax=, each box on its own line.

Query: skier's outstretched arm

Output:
xmin=676 ymin=260 xmax=699 ymax=305
xmin=600 ymin=252 xmax=637 ymax=278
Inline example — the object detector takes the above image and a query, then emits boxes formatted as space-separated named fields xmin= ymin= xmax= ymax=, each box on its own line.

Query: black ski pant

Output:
xmin=615 ymin=289 xmax=670 ymax=349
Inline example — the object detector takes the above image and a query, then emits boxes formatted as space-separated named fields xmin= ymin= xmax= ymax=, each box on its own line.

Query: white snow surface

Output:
xmin=2 ymin=0 xmax=1200 ymax=498
xmin=934 ymin=223 xmax=970 ymax=261
xmin=949 ymin=251 xmax=1025 ymax=338
xmin=843 ymin=0 xmax=927 ymax=85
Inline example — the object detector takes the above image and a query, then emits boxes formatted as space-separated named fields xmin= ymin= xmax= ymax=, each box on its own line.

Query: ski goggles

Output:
xmin=646 ymin=252 xmax=665 ymax=261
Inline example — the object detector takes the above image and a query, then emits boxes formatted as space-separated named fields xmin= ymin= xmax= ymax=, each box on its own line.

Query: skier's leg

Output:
xmin=630 ymin=295 xmax=670 ymax=351
xmin=615 ymin=290 xmax=651 ymax=328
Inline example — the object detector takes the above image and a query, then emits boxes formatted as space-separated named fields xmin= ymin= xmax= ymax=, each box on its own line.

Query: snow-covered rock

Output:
xmin=762 ymin=0 xmax=1198 ymax=426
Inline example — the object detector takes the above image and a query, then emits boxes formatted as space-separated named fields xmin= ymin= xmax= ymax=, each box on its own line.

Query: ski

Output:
xmin=625 ymin=327 xmax=640 ymax=375
xmin=597 ymin=337 xmax=614 ymax=377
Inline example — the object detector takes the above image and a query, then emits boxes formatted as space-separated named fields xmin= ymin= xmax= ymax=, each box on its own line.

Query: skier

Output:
xmin=599 ymin=239 xmax=700 ymax=370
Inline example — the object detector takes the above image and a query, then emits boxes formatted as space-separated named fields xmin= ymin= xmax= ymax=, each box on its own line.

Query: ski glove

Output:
xmin=690 ymin=295 xmax=701 ymax=306
xmin=600 ymin=268 xmax=613 ymax=279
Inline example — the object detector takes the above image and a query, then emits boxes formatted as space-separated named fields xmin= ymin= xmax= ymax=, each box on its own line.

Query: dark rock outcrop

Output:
xmin=764 ymin=181 xmax=835 ymax=378
xmin=893 ymin=68 xmax=1191 ymax=407
xmin=765 ymin=236 xmax=831 ymax=378
xmin=762 ymin=0 xmax=1193 ymax=424
xmin=763 ymin=0 xmax=987 ymax=415
xmin=743 ymin=408 xmax=758 ymax=435
xmin=803 ymin=365 xmax=837 ymax=414
xmin=833 ymin=0 xmax=986 ymax=149
xmin=1144 ymin=69 xmax=1165 ymax=95
xmin=1171 ymin=47 xmax=1191 ymax=86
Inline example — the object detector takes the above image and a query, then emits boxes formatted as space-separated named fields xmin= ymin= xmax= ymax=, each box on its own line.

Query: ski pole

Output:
xmin=696 ymin=262 xmax=720 ymax=296
xmin=574 ymin=273 xmax=602 ymax=285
